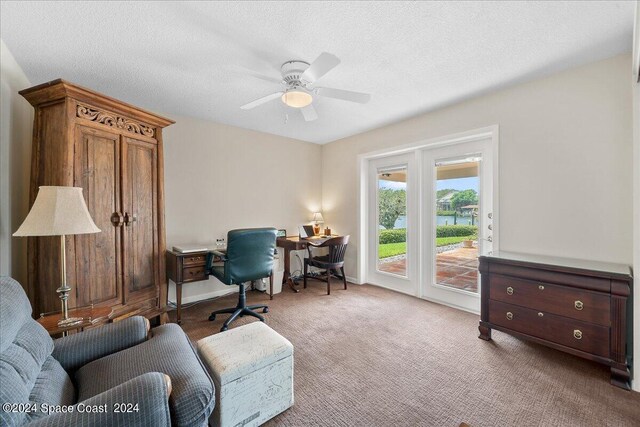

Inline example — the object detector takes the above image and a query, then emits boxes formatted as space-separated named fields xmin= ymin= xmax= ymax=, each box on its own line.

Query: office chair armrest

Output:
xmin=206 ymin=250 xmax=227 ymax=275
xmin=211 ymin=249 xmax=227 ymax=259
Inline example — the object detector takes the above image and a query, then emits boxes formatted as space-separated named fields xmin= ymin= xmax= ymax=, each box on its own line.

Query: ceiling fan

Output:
xmin=240 ymin=52 xmax=371 ymax=122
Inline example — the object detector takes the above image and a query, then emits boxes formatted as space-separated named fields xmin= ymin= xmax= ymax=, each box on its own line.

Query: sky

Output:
xmin=378 ymin=177 xmax=479 ymax=192
xmin=436 ymin=177 xmax=479 ymax=192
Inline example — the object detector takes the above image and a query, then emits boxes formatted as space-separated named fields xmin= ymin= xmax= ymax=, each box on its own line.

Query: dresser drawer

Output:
xmin=183 ymin=266 xmax=207 ymax=282
xmin=489 ymin=300 xmax=610 ymax=358
xmin=183 ymin=254 xmax=207 ymax=266
xmin=489 ymin=274 xmax=610 ymax=325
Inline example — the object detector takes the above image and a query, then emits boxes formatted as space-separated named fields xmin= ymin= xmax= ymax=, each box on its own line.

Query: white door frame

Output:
xmin=420 ymin=138 xmax=495 ymax=313
xmin=366 ymin=153 xmax=418 ymax=295
xmin=357 ymin=126 xmax=500 ymax=310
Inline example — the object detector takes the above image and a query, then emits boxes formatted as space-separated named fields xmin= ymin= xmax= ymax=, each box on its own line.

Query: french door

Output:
xmin=366 ymin=153 xmax=418 ymax=294
xmin=421 ymin=139 xmax=494 ymax=312
xmin=364 ymin=132 xmax=496 ymax=313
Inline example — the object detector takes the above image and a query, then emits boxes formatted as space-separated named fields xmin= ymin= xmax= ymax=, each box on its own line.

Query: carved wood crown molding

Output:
xmin=76 ymin=104 xmax=155 ymax=138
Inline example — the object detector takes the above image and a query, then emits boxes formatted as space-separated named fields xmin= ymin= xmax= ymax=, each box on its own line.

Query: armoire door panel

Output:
xmin=74 ymin=125 xmax=122 ymax=307
xmin=122 ymin=137 xmax=159 ymax=303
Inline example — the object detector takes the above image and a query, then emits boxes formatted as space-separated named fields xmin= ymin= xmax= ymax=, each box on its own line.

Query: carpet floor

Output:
xmin=170 ymin=283 xmax=640 ymax=427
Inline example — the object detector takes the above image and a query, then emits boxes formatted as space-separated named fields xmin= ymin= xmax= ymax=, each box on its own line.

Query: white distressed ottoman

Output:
xmin=197 ymin=321 xmax=294 ymax=427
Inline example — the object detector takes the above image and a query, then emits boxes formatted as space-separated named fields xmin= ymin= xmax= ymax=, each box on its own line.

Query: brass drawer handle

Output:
xmin=574 ymin=300 xmax=584 ymax=311
xmin=538 ymin=284 xmax=545 ymax=290
xmin=506 ymin=312 xmax=513 ymax=320
xmin=573 ymin=329 xmax=582 ymax=340
xmin=538 ymin=312 xmax=544 ymax=317
xmin=506 ymin=286 xmax=514 ymax=295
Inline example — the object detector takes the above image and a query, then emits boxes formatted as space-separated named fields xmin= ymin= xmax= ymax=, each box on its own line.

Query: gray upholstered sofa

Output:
xmin=0 ymin=277 xmax=215 ymax=426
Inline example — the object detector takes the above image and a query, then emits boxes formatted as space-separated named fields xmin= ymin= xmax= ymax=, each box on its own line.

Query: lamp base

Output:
xmin=57 ymin=317 xmax=84 ymax=327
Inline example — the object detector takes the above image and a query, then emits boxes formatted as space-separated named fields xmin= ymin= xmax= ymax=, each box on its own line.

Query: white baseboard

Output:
xmin=168 ymin=287 xmax=238 ymax=306
xmin=346 ymin=276 xmax=362 ymax=284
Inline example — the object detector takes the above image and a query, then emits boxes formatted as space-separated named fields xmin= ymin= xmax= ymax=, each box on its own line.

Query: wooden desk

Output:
xmin=276 ymin=235 xmax=335 ymax=293
xmin=166 ymin=250 xmax=210 ymax=324
xmin=167 ymin=247 xmax=281 ymax=323
xmin=37 ymin=305 xmax=112 ymax=336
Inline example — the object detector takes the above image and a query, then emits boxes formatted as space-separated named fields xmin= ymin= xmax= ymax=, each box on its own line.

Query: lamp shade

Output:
xmin=13 ymin=186 xmax=101 ymax=236
xmin=312 ymin=212 xmax=324 ymax=223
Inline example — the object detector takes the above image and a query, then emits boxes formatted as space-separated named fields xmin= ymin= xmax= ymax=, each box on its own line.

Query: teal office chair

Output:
xmin=206 ymin=227 xmax=277 ymax=332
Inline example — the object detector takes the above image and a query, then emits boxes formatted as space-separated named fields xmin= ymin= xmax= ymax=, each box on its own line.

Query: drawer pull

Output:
xmin=538 ymin=285 xmax=545 ymax=290
xmin=506 ymin=286 xmax=514 ymax=295
xmin=506 ymin=312 xmax=513 ymax=320
xmin=538 ymin=312 xmax=544 ymax=317
xmin=573 ymin=329 xmax=582 ymax=340
xmin=574 ymin=300 xmax=584 ymax=311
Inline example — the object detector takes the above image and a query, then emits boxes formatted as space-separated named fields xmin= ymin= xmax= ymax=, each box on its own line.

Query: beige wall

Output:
xmin=0 ymin=39 xmax=32 ymax=285
xmin=163 ymin=116 xmax=322 ymax=303
xmin=322 ymin=54 xmax=633 ymax=281
xmin=631 ymin=0 xmax=639 ymax=393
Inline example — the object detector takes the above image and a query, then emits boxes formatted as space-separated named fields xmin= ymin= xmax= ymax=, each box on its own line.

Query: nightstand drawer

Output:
xmin=489 ymin=274 xmax=610 ymax=325
xmin=183 ymin=266 xmax=207 ymax=282
xmin=489 ymin=300 xmax=610 ymax=358
xmin=183 ymin=254 xmax=207 ymax=266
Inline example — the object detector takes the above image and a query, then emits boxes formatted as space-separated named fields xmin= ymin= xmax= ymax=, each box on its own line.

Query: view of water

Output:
xmin=436 ymin=215 xmax=474 ymax=226
xmin=382 ymin=215 xmax=475 ymax=229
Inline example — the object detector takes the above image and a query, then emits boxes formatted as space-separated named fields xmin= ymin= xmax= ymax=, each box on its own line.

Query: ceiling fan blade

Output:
xmin=315 ymin=87 xmax=371 ymax=104
xmin=300 ymin=104 xmax=318 ymax=122
xmin=301 ymin=52 xmax=340 ymax=83
xmin=247 ymin=71 xmax=283 ymax=85
xmin=240 ymin=92 xmax=284 ymax=110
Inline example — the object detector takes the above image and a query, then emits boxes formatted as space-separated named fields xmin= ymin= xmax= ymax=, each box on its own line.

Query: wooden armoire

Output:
xmin=20 ymin=79 xmax=174 ymax=322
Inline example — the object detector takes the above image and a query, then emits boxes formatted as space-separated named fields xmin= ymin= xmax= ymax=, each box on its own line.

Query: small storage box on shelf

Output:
xmin=478 ymin=251 xmax=633 ymax=390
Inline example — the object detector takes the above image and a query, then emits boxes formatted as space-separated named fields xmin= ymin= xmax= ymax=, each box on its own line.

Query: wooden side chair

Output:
xmin=303 ymin=235 xmax=350 ymax=295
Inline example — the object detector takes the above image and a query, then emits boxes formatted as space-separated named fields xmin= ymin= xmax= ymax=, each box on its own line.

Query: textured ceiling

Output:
xmin=0 ymin=1 xmax=634 ymax=144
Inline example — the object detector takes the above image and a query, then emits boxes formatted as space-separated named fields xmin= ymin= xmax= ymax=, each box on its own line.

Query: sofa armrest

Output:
xmin=26 ymin=372 xmax=171 ymax=427
xmin=53 ymin=316 xmax=149 ymax=372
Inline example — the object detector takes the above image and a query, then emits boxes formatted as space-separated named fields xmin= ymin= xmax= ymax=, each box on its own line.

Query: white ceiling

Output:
xmin=0 ymin=1 xmax=635 ymax=144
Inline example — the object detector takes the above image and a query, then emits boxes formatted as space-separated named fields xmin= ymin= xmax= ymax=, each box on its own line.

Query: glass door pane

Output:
xmin=377 ymin=166 xmax=408 ymax=276
xmin=434 ymin=157 xmax=480 ymax=293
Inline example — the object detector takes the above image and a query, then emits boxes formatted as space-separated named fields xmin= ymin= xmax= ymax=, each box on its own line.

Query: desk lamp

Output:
xmin=14 ymin=186 xmax=100 ymax=327
xmin=312 ymin=212 xmax=324 ymax=235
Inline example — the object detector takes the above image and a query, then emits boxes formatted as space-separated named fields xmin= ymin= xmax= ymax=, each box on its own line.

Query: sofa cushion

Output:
xmin=75 ymin=324 xmax=215 ymax=427
xmin=0 ymin=277 xmax=36 ymax=353
xmin=26 ymin=355 xmax=75 ymax=423
xmin=0 ymin=358 xmax=29 ymax=427
xmin=0 ymin=278 xmax=62 ymax=427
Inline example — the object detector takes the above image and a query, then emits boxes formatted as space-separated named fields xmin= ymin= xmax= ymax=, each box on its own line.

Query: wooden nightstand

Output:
xmin=37 ymin=305 xmax=113 ymax=336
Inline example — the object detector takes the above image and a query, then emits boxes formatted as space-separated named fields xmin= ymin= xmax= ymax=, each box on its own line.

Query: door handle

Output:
xmin=124 ymin=212 xmax=137 ymax=226
xmin=110 ymin=212 xmax=124 ymax=227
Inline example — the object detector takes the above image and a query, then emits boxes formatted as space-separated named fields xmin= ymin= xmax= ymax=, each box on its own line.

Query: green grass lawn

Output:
xmin=378 ymin=236 xmax=473 ymax=259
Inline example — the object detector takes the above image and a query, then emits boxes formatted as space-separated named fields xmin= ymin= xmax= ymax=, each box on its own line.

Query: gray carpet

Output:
xmin=171 ymin=283 xmax=640 ymax=426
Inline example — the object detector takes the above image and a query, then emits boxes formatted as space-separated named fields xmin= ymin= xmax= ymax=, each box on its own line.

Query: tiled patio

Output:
xmin=377 ymin=246 xmax=479 ymax=292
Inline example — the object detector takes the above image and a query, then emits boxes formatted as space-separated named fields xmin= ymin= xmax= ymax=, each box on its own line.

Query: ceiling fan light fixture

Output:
xmin=281 ymin=90 xmax=313 ymax=108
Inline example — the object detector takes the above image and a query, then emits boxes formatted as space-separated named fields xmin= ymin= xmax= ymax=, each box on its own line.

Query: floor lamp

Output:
xmin=13 ymin=186 xmax=100 ymax=327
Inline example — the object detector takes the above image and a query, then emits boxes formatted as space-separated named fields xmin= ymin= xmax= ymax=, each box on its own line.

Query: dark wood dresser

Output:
xmin=478 ymin=252 xmax=633 ymax=389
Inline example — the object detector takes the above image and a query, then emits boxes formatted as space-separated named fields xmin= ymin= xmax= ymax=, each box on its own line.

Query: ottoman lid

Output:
xmin=197 ymin=322 xmax=293 ymax=384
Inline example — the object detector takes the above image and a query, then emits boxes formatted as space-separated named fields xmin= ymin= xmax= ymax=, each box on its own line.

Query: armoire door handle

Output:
xmin=110 ymin=212 xmax=124 ymax=227
xmin=124 ymin=212 xmax=137 ymax=226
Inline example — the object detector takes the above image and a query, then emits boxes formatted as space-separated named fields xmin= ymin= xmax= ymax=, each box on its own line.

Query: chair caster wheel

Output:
xmin=263 ymin=307 xmax=269 ymax=313
xmin=208 ymin=314 xmax=216 ymax=321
